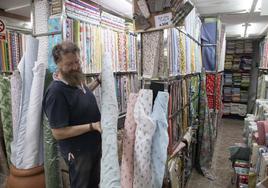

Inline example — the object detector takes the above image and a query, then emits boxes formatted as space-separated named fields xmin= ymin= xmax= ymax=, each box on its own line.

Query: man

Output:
xmin=43 ymin=41 xmax=102 ymax=188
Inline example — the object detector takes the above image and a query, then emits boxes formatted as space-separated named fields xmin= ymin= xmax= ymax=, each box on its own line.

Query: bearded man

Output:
xmin=43 ymin=41 xmax=102 ymax=188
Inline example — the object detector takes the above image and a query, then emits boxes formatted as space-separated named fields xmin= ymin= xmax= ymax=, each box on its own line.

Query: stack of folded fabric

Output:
xmin=225 ymin=54 xmax=233 ymax=70
xmin=231 ymin=103 xmax=241 ymax=114
xmin=224 ymin=73 xmax=232 ymax=86
xmin=223 ymin=103 xmax=231 ymax=115
xmin=232 ymin=87 xmax=241 ymax=102
xmin=226 ymin=40 xmax=235 ymax=54
xmin=240 ymin=90 xmax=249 ymax=103
xmin=244 ymin=40 xmax=253 ymax=53
xmin=233 ymin=73 xmax=242 ymax=87
xmin=223 ymin=87 xmax=232 ymax=102
xmin=232 ymin=57 xmax=241 ymax=70
xmin=240 ymin=57 xmax=252 ymax=70
xmin=241 ymin=73 xmax=250 ymax=88
xmin=236 ymin=40 xmax=244 ymax=54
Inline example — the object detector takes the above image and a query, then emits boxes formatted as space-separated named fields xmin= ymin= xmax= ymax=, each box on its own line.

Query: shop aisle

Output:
xmin=187 ymin=118 xmax=244 ymax=188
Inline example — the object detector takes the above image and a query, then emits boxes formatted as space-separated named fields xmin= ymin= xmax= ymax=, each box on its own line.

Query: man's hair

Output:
xmin=52 ymin=41 xmax=80 ymax=64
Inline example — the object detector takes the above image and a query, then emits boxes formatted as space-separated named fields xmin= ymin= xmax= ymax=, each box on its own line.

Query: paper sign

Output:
xmin=154 ymin=12 xmax=172 ymax=28
xmin=0 ymin=19 xmax=6 ymax=40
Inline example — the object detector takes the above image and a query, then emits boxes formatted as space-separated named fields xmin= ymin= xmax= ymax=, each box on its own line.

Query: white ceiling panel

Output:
xmin=193 ymin=0 xmax=268 ymax=38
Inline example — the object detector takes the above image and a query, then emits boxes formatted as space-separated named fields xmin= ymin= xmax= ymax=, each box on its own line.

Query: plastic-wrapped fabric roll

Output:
xmin=100 ymin=53 xmax=121 ymax=188
xmin=151 ymin=91 xmax=169 ymax=188
xmin=16 ymin=36 xmax=39 ymax=168
xmin=0 ymin=75 xmax=13 ymax=165
xmin=23 ymin=61 xmax=46 ymax=168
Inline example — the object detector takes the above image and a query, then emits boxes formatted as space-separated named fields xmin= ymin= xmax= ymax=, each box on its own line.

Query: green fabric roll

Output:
xmin=43 ymin=71 xmax=63 ymax=188
xmin=0 ymin=111 xmax=9 ymax=176
xmin=0 ymin=75 xmax=13 ymax=166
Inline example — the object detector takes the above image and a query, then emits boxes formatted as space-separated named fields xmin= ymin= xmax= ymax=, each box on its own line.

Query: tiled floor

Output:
xmin=186 ymin=118 xmax=244 ymax=188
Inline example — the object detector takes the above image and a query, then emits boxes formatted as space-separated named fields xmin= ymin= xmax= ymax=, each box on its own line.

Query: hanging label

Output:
xmin=0 ymin=19 xmax=6 ymax=41
xmin=154 ymin=12 xmax=172 ymax=28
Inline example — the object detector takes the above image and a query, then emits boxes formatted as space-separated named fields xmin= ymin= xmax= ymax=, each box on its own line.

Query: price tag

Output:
xmin=0 ymin=19 xmax=6 ymax=41
xmin=154 ymin=12 xmax=172 ymax=28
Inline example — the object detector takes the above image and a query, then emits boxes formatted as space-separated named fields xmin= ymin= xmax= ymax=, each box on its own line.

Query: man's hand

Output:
xmin=92 ymin=122 xmax=102 ymax=133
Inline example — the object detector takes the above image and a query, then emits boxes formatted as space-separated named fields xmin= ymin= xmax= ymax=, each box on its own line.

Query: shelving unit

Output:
xmin=223 ymin=39 xmax=254 ymax=117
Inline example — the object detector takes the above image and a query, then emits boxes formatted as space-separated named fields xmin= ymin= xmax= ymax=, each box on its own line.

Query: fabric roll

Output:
xmin=133 ymin=89 xmax=155 ymax=188
xmin=0 ymin=114 xmax=9 ymax=177
xmin=16 ymin=36 xmax=39 ymax=168
xmin=121 ymin=93 xmax=139 ymax=188
xmin=151 ymin=91 xmax=169 ymax=188
xmin=10 ymin=71 xmax=22 ymax=164
xmin=0 ymin=75 xmax=13 ymax=166
xmin=257 ymin=121 xmax=266 ymax=145
xmin=22 ymin=61 xmax=46 ymax=168
xmin=100 ymin=53 xmax=121 ymax=188
xmin=43 ymin=115 xmax=63 ymax=188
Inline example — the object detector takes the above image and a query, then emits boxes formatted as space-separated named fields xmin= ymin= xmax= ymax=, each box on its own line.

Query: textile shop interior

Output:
xmin=0 ymin=0 xmax=268 ymax=188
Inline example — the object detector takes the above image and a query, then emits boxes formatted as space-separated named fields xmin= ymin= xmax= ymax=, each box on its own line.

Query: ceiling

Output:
xmin=192 ymin=0 xmax=268 ymax=38
xmin=0 ymin=0 xmax=268 ymax=38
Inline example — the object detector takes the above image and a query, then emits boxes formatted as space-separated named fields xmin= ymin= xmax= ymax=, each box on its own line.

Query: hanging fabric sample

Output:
xmin=151 ymin=91 xmax=169 ymax=188
xmin=133 ymin=89 xmax=155 ymax=188
xmin=100 ymin=53 xmax=121 ymax=188
xmin=0 ymin=113 xmax=9 ymax=182
xmin=142 ymin=31 xmax=164 ymax=78
xmin=15 ymin=36 xmax=39 ymax=168
xmin=0 ymin=75 xmax=13 ymax=165
xmin=22 ymin=61 xmax=46 ymax=168
xmin=201 ymin=19 xmax=217 ymax=71
xmin=197 ymin=71 xmax=215 ymax=179
xmin=121 ymin=93 xmax=139 ymax=188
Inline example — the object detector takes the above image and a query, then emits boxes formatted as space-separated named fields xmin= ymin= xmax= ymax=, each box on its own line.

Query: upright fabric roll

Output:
xmin=0 ymin=75 xmax=13 ymax=165
xmin=16 ymin=36 xmax=39 ymax=168
xmin=133 ymin=89 xmax=155 ymax=188
xmin=121 ymin=93 xmax=138 ymax=188
xmin=23 ymin=61 xmax=46 ymax=168
xmin=10 ymin=71 xmax=22 ymax=164
xmin=100 ymin=53 xmax=121 ymax=188
xmin=151 ymin=91 xmax=169 ymax=188
xmin=43 ymin=115 xmax=63 ymax=188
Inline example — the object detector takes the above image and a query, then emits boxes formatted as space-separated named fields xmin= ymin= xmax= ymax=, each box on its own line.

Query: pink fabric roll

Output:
xmin=121 ymin=93 xmax=139 ymax=188
xmin=257 ymin=121 xmax=266 ymax=145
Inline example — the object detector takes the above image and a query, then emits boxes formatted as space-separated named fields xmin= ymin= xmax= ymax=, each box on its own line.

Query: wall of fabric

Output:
xmin=259 ymin=39 xmax=268 ymax=69
xmin=48 ymin=0 xmax=137 ymax=74
xmin=0 ymin=31 xmax=25 ymax=72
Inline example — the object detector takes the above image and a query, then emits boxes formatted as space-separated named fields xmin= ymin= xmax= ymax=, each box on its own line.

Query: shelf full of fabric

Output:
xmin=0 ymin=30 xmax=26 ymax=72
xmin=48 ymin=0 xmax=137 ymax=74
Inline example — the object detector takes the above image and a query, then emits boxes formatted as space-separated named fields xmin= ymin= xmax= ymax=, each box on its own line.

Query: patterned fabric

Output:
xmin=10 ymin=70 xmax=22 ymax=164
xmin=121 ymin=93 xmax=138 ymax=188
xmin=206 ymin=73 xmax=222 ymax=110
xmin=151 ymin=91 xmax=169 ymax=188
xmin=15 ymin=36 xmax=39 ymax=168
xmin=23 ymin=61 xmax=46 ymax=168
xmin=142 ymin=31 xmax=163 ymax=78
xmin=198 ymin=71 xmax=214 ymax=175
xmin=100 ymin=53 xmax=121 ymax=188
xmin=133 ymin=89 xmax=155 ymax=188
xmin=0 ymin=112 xmax=8 ymax=177
xmin=179 ymin=32 xmax=186 ymax=75
xmin=0 ymin=75 xmax=13 ymax=166
xmin=43 ymin=115 xmax=63 ymax=188
xmin=168 ymin=156 xmax=183 ymax=188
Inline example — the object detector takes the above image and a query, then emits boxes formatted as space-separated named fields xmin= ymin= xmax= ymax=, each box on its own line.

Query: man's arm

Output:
xmin=86 ymin=75 xmax=101 ymax=91
xmin=52 ymin=121 xmax=102 ymax=140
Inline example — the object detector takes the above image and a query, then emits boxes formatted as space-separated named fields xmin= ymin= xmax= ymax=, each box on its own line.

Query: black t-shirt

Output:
xmin=43 ymin=80 xmax=101 ymax=155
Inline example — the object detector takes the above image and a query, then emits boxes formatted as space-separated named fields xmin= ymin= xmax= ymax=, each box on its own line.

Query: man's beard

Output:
xmin=60 ymin=69 xmax=85 ymax=87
